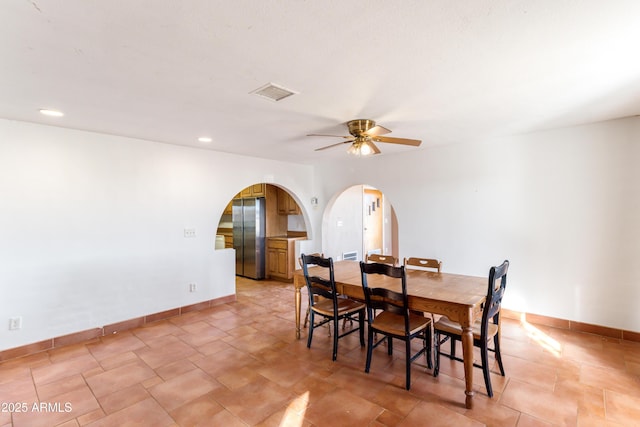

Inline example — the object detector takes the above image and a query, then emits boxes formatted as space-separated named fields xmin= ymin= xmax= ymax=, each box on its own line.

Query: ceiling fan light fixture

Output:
xmin=309 ymin=118 xmax=420 ymax=156
xmin=347 ymin=140 xmax=374 ymax=156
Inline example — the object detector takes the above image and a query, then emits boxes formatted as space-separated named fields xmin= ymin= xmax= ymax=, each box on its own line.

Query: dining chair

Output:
xmin=365 ymin=253 xmax=398 ymax=266
xmin=433 ymin=260 xmax=509 ymax=397
xmin=359 ymin=261 xmax=433 ymax=390
xmin=298 ymin=253 xmax=323 ymax=329
xmin=300 ymin=253 xmax=354 ymax=333
xmin=403 ymin=257 xmax=442 ymax=272
xmin=301 ymin=253 xmax=365 ymax=361
xmin=403 ymin=257 xmax=443 ymax=319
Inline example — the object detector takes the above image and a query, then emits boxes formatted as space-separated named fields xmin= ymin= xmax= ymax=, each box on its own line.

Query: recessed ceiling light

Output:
xmin=198 ymin=137 xmax=212 ymax=143
xmin=39 ymin=109 xmax=64 ymax=117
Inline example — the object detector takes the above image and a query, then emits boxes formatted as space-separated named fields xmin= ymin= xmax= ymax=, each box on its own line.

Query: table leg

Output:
xmin=295 ymin=286 xmax=301 ymax=339
xmin=461 ymin=325 xmax=475 ymax=409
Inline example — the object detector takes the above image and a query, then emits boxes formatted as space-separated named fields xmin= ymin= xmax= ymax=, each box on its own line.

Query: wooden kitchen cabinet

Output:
xmin=223 ymin=200 xmax=233 ymax=215
xmin=251 ymin=183 xmax=266 ymax=197
xmin=267 ymin=238 xmax=296 ymax=281
xmin=240 ymin=183 xmax=266 ymax=198
xmin=277 ymin=188 xmax=301 ymax=215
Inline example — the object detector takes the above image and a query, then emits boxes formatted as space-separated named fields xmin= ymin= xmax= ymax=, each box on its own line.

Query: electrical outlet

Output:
xmin=189 ymin=283 xmax=197 ymax=292
xmin=9 ymin=317 xmax=22 ymax=330
xmin=184 ymin=228 xmax=196 ymax=238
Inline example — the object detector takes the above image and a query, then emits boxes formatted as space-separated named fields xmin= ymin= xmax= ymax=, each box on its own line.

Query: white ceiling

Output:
xmin=2 ymin=1 xmax=640 ymax=163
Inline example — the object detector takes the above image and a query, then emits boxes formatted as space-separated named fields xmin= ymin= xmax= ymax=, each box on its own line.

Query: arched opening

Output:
xmin=215 ymin=183 xmax=308 ymax=281
xmin=322 ymin=185 xmax=398 ymax=261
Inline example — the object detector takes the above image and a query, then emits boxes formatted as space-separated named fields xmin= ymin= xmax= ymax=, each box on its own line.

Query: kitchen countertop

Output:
xmin=268 ymin=235 xmax=306 ymax=240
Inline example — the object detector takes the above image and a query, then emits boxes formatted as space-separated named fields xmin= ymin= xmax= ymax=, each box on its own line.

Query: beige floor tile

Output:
xmin=256 ymin=358 xmax=319 ymax=388
xmin=76 ymin=408 xmax=106 ymax=425
xmin=398 ymin=401 xmax=484 ymax=427
xmin=499 ymin=354 xmax=557 ymax=391
xmin=175 ymin=321 xmax=228 ymax=348
xmin=580 ymin=364 xmax=640 ymax=396
xmin=255 ymin=407 xmax=315 ymax=427
xmin=169 ymin=393 xmax=224 ymax=426
xmin=31 ymin=354 xmax=99 ymax=386
xmin=304 ymin=388 xmax=384 ymax=427
xmin=84 ymin=398 xmax=174 ymax=427
xmin=1 ymin=278 xmax=639 ymax=426
xmin=212 ymin=376 xmax=294 ymax=425
xmin=97 ymin=383 xmax=150 ymax=414
xmin=154 ymin=359 xmax=198 ymax=381
xmin=134 ymin=335 xmax=197 ymax=369
xmin=193 ymin=346 xmax=255 ymax=378
xmin=86 ymin=332 xmax=146 ymax=361
xmin=515 ymin=413 xmax=553 ymax=426
xmin=370 ymin=382 xmax=422 ymax=417
xmin=0 ymin=367 xmax=39 ymax=403
xmin=148 ymin=368 xmax=222 ymax=412
xmin=47 ymin=343 xmax=93 ymax=363
xmin=36 ymin=374 xmax=86 ymax=401
xmin=563 ymin=341 xmax=627 ymax=371
xmin=194 ymin=408 xmax=247 ymax=427
xmin=132 ymin=320 xmax=184 ymax=343
xmin=85 ymin=359 xmax=156 ymax=398
xmin=12 ymin=386 xmax=100 ymax=427
xmin=604 ymin=389 xmax=640 ymax=425
xmin=96 ymin=350 xmax=139 ymax=371
xmin=222 ymin=330 xmax=283 ymax=354
xmin=500 ymin=379 xmax=579 ymax=426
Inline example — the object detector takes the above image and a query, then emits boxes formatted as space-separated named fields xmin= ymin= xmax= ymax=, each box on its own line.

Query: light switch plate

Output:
xmin=9 ymin=317 xmax=22 ymax=330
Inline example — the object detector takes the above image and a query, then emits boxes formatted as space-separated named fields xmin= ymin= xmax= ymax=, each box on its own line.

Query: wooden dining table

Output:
xmin=292 ymin=260 xmax=488 ymax=409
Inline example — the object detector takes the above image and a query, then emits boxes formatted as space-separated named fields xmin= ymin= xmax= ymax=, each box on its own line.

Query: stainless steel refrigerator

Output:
xmin=232 ymin=197 xmax=266 ymax=279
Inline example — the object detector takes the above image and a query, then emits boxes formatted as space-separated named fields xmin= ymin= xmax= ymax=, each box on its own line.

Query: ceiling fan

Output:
xmin=308 ymin=119 xmax=421 ymax=156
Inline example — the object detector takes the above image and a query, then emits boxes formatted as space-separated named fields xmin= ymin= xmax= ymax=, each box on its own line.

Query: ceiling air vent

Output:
xmin=250 ymin=83 xmax=297 ymax=102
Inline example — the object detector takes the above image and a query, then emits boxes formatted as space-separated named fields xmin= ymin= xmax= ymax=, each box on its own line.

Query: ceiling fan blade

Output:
xmin=367 ymin=141 xmax=381 ymax=154
xmin=372 ymin=135 xmax=422 ymax=146
xmin=314 ymin=140 xmax=354 ymax=151
xmin=307 ymin=133 xmax=352 ymax=139
xmin=363 ymin=125 xmax=391 ymax=137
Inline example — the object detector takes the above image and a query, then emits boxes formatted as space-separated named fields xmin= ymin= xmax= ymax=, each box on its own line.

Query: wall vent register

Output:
xmin=342 ymin=251 xmax=358 ymax=261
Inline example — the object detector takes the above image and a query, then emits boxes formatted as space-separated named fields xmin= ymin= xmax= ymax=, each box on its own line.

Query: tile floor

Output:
xmin=1 ymin=277 xmax=640 ymax=426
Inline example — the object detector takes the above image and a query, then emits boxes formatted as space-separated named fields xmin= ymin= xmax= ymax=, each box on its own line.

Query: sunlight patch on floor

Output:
xmin=279 ymin=390 xmax=309 ymax=427
xmin=520 ymin=313 xmax=562 ymax=357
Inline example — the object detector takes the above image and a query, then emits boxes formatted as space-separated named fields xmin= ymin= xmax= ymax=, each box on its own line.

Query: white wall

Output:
xmin=322 ymin=185 xmax=364 ymax=260
xmin=321 ymin=185 xmax=395 ymax=261
xmin=0 ymin=119 xmax=314 ymax=351
xmin=310 ymin=117 xmax=640 ymax=331
xmin=2 ymin=115 xmax=638 ymax=352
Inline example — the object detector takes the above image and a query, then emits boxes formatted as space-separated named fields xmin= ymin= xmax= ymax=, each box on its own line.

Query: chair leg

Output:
xmin=433 ymin=331 xmax=440 ymax=377
xmin=450 ymin=336 xmax=456 ymax=357
xmin=307 ymin=311 xmax=314 ymax=349
xmin=342 ymin=316 xmax=354 ymax=330
xmin=332 ymin=316 xmax=339 ymax=361
xmin=303 ymin=306 xmax=310 ymax=328
xmin=425 ymin=327 xmax=433 ymax=370
xmin=405 ymin=338 xmax=412 ymax=390
xmin=358 ymin=309 xmax=365 ymax=347
xmin=494 ymin=334 xmax=505 ymax=376
xmin=365 ymin=328 xmax=374 ymax=373
xmin=480 ymin=342 xmax=493 ymax=398
xmin=387 ymin=336 xmax=393 ymax=355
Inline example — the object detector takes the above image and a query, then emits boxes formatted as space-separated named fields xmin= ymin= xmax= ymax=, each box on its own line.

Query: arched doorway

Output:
xmin=214 ymin=183 xmax=308 ymax=281
xmin=323 ymin=185 xmax=398 ymax=261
